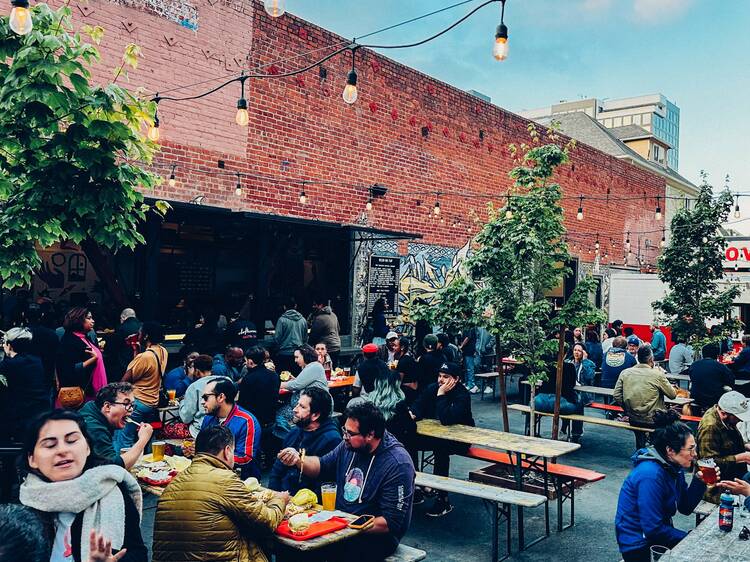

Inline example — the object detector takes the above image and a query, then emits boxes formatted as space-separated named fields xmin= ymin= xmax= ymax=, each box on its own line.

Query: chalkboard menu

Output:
xmin=177 ymin=261 xmax=213 ymax=295
xmin=367 ymin=255 xmax=401 ymax=314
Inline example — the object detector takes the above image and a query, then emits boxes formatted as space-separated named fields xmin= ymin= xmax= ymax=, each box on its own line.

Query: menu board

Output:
xmin=367 ymin=255 xmax=401 ymax=314
xmin=177 ymin=261 xmax=213 ymax=295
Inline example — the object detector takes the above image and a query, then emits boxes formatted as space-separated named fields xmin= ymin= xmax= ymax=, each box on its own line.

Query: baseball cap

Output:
xmin=718 ymin=391 xmax=750 ymax=421
xmin=438 ymin=362 xmax=461 ymax=378
xmin=362 ymin=343 xmax=379 ymax=354
xmin=626 ymin=335 xmax=640 ymax=346
xmin=386 ymin=331 xmax=399 ymax=341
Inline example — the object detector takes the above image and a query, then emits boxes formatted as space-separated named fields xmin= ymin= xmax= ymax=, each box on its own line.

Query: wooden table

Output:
xmin=279 ymin=376 xmax=355 ymax=396
xmin=670 ymin=504 xmax=750 ymax=561
xmin=273 ymin=510 xmax=363 ymax=560
xmin=416 ymin=419 xmax=578 ymax=549
xmin=575 ymin=385 xmax=693 ymax=406
xmin=157 ymin=404 xmax=181 ymax=424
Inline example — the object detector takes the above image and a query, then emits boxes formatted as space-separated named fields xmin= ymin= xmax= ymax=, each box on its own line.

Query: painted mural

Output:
xmin=110 ymin=0 xmax=199 ymax=30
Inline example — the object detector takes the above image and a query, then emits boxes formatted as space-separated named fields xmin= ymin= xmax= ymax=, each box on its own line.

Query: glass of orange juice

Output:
xmin=321 ymin=483 xmax=337 ymax=511
xmin=167 ymin=389 xmax=177 ymax=403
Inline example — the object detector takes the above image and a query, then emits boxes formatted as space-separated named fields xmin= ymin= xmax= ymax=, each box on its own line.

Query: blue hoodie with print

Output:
xmin=615 ymin=447 xmax=706 ymax=553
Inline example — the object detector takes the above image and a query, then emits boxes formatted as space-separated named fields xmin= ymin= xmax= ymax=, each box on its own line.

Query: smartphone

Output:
xmin=348 ymin=514 xmax=375 ymax=529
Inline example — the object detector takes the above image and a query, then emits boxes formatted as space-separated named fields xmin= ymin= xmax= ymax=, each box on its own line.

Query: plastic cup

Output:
xmin=167 ymin=389 xmax=176 ymax=402
xmin=321 ymin=483 xmax=337 ymax=511
xmin=697 ymin=458 xmax=717 ymax=485
xmin=325 ymin=368 xmax=332 ymax=380
xmin=650 ymin=545 xmax=670 ymax=561
xmin=152 ymin=441 xmax=166 ymax=461
xmin=343 ymin=367 xmax=351 ymax=376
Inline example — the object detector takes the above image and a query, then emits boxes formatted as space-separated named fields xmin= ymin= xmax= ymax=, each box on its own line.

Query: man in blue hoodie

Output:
xmin=277 ymin=401 xmax=415 ymax=561
xmin=601 ymin=336 xmax=637 ymax=388
xmin=274 ymin=298 xmax=308 ymax=375
xmin=268 ymin=387 xmax=340 ymax=496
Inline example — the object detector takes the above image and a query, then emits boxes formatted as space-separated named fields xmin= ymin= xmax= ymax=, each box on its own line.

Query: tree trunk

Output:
xmin=496 ymin=335 xmax=509 ymax=432
xmin=551 ymin=326 xmax=566 ymax=440
xmin=529 ymin=380 xmax=537 ymax=437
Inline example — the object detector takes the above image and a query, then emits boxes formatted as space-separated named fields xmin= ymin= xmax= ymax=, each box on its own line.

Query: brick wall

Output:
xmin=13 ymin=0 xmax=666 ymax=258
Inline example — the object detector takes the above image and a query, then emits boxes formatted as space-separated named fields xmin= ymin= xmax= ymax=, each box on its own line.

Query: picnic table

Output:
xmin=157 ymin=404 xmax=181 ymax=424
xmin=273 ymin=510 xmax=364 ymax=561
xmin=279 ymin=376 xmax=355 ymax=395
xmin=416 ymin=419 xmax=579 ymax=549
xmin=575 ymin=385 xmax=693 ymax=406
xmin=670 ymin=503 xmax=750 ymax=560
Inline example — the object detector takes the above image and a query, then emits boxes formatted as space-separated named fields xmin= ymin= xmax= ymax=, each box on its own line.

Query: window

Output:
xmin=633 ymin=114 xmax=642 ymax=125
xmin=642 ymin=113 xmax=651 ymax=125
xmin=604 ymin=118 xmax=613 ymax=127
xmin=623 ymin=115 xmax=632 ymax=125
xmin=613 ymin=117 xmax=622 ymax=127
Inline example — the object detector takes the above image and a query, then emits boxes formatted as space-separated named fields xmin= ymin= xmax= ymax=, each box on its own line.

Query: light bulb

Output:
xmin=433 ymin=201 xmax=441 ymax=216
xmin=505 ymin=209 xmax=513 ymax=220
xmin=493 ymin=23 xmax=508 ymax=61
xmin=147 ymin=124 xmax=160 ymax=142
xmin=702 ymin=236 xmax=708 ymax=243
xmin=9 ymin=1 xmax=33 ymax=35
xmin=168 ymin=175 xmax=176 ymax=188
xmin=236 ymin=98 xmax=249 ymax=126
xmin=235 ymin=186 xmax=242 ymax=196
xmin=343 ymin=69 xmax=358 ymax=105
xmin=660 ymin=237 xmax=665 ymax=248
xmin=299 ymin=190 xmax=307 ymax=205
xmin=366 ymin=198 xmax=373 ymax=211
xmin=655 ymin=208 xmax=662 ymax=220
xmin=263 ymin=0 xmax=285 ymax=17
xmin=576 ymin=208 xmax=583 ymax=221
xmin=735 ymin=206 xmax=741 ymax=219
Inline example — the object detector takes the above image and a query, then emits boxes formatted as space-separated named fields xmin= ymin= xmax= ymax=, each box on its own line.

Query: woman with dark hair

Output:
xmin=615 ymin=410 xmax=715 ymax=561
xmin=584 ymin=329 xmax=603 ymax=369
xmin=275 ymin=345 xmax=331 ymax=439
xmin=55 ymin=308 xmax=107 ymax=408
xmin=370 ymin=297 xmax=388 ymax=345
xmin=18 ymin=409 xmax=147 ymax=562
xmin=394 ymin=336 xmax=419 ymax=405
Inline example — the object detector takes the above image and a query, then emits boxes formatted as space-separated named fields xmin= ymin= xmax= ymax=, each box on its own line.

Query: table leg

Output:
xmin=492 ymin=501 xmax=499 ymax=562
xmin=515 ymin=452 xmax=524 ymax=551
xmin=543 ymin=458 xmax=550 ymax=537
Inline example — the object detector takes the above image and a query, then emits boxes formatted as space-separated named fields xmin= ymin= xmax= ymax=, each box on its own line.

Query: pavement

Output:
xmin=139 ymin=380 xmax=700 ymax=561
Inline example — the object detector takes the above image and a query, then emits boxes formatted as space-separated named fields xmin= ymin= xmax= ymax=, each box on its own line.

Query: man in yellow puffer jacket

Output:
xmin=153 ymin=425 xmax=289 ymax=562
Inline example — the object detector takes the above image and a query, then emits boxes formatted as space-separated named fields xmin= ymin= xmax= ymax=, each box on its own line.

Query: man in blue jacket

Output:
xmin=650 ymin=324 xmax=667 ymax=362
xmin=268 ymin=387 xmax=340 ymax=496
xmin=601 ymin=336 xmax=637 ymax=388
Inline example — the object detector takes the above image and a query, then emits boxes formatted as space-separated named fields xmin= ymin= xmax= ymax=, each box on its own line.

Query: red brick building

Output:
xmin=19 ymin=0 xmax=666 ymax=340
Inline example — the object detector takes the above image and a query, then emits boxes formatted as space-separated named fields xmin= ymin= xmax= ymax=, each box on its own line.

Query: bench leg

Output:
xmin=480 ymin=378 xmax=486 ymax=401
xmin=514 ymin=452 xmax=525 ymax=551
xmin=492 ymin=501 xmax=498 ymax=562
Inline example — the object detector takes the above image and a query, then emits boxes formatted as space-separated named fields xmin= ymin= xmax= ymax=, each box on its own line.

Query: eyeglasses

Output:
xmin=111 ymin=401 xmax=134 ymax=411
xmin=201 ymin=393 xmax=216 ymax=401
xmin=342 ymin=427 xmax=361 ymax=438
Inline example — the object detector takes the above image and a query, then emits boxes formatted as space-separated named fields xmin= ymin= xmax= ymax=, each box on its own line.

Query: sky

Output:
xmin=287 ymin=0 xmax=750 ymax=228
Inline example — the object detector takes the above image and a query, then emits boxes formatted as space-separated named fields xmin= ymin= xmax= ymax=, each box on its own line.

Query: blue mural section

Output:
xmin=111 ymin=0 xmax=199 ymax=30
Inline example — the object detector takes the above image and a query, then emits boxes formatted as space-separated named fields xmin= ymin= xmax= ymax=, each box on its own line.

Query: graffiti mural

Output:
xmin=110 ymin=0 xmax=199 ymax=30
xmin=32 ymin=243 xmax=104 ymax=305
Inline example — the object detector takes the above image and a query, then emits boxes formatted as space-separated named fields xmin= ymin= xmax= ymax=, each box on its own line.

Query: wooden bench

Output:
xmin=384 ymin=544 xmax=427 ymax=562
xmin=465 ymin=446 xmax=605 ymax=532
xmin=586 ymin=402 xmax=702 ymax=423
xmin=509 ymin=404 xmax=653 ymax=435
xmin=415 ymin=471 xmax=547 ymax=561
xmin=694 ymin=500 xmax=715 ymax=525
xmin=476 ymin=372 xmax=500 ymax=400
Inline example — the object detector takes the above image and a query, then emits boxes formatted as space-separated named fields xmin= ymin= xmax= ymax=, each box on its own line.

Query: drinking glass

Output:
xmin=321 ymin=483 xmax=337 ymax=511
xmin=650 ymin=545 xmax=671 ymax=561
xmin=152 ymin=441 xmax=166 ymax=462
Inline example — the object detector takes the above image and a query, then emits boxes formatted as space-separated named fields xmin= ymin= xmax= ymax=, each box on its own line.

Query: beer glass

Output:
xmin=152 ymin=441 xmax=166 ymax=462
xmin=321 ymin=483 xmax=337 ymax=511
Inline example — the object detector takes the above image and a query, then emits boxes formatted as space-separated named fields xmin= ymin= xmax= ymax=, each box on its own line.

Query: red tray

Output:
xmin=276 ymin=516 xmax=349 ymax=541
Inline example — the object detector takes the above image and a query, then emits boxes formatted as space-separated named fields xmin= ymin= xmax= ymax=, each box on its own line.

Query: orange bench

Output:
xmin=465 ymin=446 xmax=605 ymax=531
xmin=587 ymin=402 xmax=701 ymax=423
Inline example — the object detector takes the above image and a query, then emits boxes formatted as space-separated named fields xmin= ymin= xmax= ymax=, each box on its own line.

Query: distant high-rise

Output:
xmin=519 ymin=94 xmax=680 ymax=170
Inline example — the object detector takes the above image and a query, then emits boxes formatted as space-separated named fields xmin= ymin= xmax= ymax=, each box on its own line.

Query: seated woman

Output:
xmin=19 ymin=409 xmax=148 ymax=561
xmin=533 ymin=353 xmax=584 ymax=442
xmin=615 ymin=410 xmax=713 ymax=561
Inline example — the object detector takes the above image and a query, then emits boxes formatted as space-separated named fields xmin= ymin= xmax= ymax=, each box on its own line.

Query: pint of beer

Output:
xmin=697 ymin=458 xmax=717 ymax=485
xmin=152 ymin=441 xmax=166 ymax=462
xmin=321 ymin=483 xmax=337 ymax=511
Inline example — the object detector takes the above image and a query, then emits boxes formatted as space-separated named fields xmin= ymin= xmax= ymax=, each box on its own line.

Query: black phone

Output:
xmin=348 ymin=514 xmax=375 ymax=529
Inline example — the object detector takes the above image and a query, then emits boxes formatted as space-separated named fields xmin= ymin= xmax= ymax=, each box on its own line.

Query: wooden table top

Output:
xmin=273 ymin=510 xmax=363 ymax=551
xmin=279 ymin=376 xmax=355 ymax=395
xmin=575 ymin=385 xmax=693 ymax=406
xmin=670 ymin=504 xmax=750 ymax=561
xmin=415 ymin=472 xmax=546 ymax=507
xmin=416 ymin=419 xmax=580 ymax=458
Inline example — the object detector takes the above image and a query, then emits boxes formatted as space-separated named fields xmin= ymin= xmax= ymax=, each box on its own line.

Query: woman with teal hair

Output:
xmin=369 ymin=370 xmax=416 ymax=454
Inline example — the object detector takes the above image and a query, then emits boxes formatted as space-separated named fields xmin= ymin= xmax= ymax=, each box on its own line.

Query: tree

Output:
xmin=0 ymin=3 xmax=165 ymax=290
xmin=653 ymin=176 xmax=739 ymax=348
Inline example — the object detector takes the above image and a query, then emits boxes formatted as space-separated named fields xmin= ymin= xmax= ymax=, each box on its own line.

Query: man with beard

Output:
xmin=268 ymin=387 xmax=340 ymax=496
xmin=79 ymin=382 xmax=153 ymax=469
xmin=201 ymin=378 xmax=262 ymax=479
xmin=277 ymin=402 xmax=415 ymax=561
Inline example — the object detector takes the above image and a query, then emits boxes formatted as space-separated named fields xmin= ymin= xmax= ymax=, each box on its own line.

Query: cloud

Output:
xmin=632 ymin=0 xmax=693 ymax=23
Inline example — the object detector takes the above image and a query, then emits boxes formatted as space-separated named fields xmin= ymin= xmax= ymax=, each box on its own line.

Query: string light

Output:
xmin=342 ymin=47 xmax=359 ymax=105
xmin=366 ymin=187 xmax=373 ymax=211
xmin=492 ymin=0 xmax=509 ymax=61
xmin=168 ymin=164 xmax=177 ymax=187
xmin=625 ymin=232 xmax=631 ymax=253
xmin=735 ymin=261 xmax=739 ymax=272
xmin=263 ymin=0 xmax=285 ymax=18
xmin=660 ymin=229 xmax=666 ymax=248
xmin=235 ymin=172 xmax=242 ymax=196
xmin=735 ymin=195 xmax=741 ymax=219
xmin=235 ymin=73 xmax=249 ymax=127
xmin=433 ymin=194 xmax=441 ymax=216
xmin=9 ymin=0 xmax=33 ymax=35
xmin=655 ymin=196 xmax=662 ymax=220
xmin=702 ymin=236 xmax=708 ymax=244
xmin=299 ymin=188 xmax=307 ymax=205
xmin=595 ymin=235 xmax=600 ymax=254
xmin=504 ymin=191 xmax=513 ymax=219
xmin=147 ymin=99 xmax=160 ymax=142
xmin=576 ymin=195 xmax=584 ymax=221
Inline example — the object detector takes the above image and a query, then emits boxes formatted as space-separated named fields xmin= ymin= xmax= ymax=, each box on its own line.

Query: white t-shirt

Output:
xmin=51 ymin=512 xmax=76 ymax=562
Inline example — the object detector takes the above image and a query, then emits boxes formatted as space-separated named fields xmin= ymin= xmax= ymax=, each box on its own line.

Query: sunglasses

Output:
xmin=201 ymin=393 xmax=217 ymax=401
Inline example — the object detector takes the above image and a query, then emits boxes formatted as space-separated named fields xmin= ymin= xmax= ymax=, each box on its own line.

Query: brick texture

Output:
xmin=10 ymin=0 xmax=666 ymax=259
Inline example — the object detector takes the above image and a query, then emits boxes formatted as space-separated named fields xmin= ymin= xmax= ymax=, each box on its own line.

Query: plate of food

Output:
xmin=279 ymin=371 xmax=293 ymax=382
xmin=134 ymin=455 xmax=190 ymax=486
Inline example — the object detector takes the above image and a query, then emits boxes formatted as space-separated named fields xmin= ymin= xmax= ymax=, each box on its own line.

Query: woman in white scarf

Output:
xmin=18 ymin=409 xmax=147 ymax=562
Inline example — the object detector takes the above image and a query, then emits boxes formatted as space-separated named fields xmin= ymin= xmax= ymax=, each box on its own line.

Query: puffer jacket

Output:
xmin=153 ymin=454 xmax=286 ymax=562
xmin=308 ymin=306 xmax=341 ymax=352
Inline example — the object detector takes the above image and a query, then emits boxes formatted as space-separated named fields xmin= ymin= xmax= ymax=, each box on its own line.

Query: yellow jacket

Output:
xmin=153 ymin=453 xmax=285 ymax=562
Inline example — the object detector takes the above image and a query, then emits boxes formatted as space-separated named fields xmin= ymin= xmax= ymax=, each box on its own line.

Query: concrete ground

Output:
xmin=139 ymin=380 xmax=699 ymax=561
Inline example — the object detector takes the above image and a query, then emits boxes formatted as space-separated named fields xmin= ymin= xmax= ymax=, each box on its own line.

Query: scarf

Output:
xmin=20 ymin=465 xmax=142 ymax=561
xmin=74 ymin=332 xmax=108 ymax=396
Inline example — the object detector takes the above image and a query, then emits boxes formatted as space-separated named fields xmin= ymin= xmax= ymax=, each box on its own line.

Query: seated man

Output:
xmin=353 ymin=343 xmax=389 ymax=400
xmin=163 ymin=351 xmax=199 ymax=399
xmin=614 ymin=345 xmax=677 ymax=448
xmin=697 ymin=391 xmax=750 ymax=503
xmin=201 ymin=378 xmax=262 ymax=479
xmin=238 ymin=346 xmax=281 ymax=430
xmin=153 ymin=425 xmax=288 ymax=562
xmin=535 ymin=354 xmax=584 ymax=442
xmin=410 ymin=362 xmax=474 ymax=516
xmin=668 ymin=335 xmax=694 ymax=375
xmin=277 ymin=402 xmax=415 ymax=562
xmin=179 ymin=354 xmax=221 ymax=438
xmin=79 ymin=382 xmax=153 ymax=469
xmin=268 ymin=387 xmax=341 ymax=496
xmin=689 ymin=343 xmax=734 ymax=411
xmin=601 ymin=336 xmax=637 ymax=388
xmin=212 ymin=346 xmax=245 ymax=381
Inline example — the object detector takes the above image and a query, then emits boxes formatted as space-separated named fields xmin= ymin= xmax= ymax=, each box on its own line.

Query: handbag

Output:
xmin=148 ymin=348 xmax=170 ymax=408
xmin=57 ymin=386 xmax=85 ymax=409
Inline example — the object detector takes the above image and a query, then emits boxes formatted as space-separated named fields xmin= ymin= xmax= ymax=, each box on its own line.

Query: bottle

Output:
xmin=719 ymin=492 xmax=734 ymax=532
